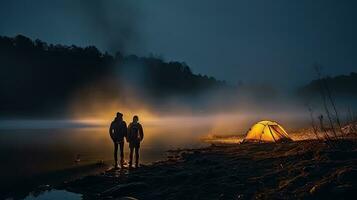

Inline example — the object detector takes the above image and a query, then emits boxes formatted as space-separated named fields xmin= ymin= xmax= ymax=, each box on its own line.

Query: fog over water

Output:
xmin=0 ymin=99 xmax=309 ymax=181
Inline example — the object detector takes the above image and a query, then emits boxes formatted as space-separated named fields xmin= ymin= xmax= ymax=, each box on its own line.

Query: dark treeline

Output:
xmin=0 ymin=35 xmax=227 ymax=117
xmin=298 ymin=72 xmax=357 ymax=98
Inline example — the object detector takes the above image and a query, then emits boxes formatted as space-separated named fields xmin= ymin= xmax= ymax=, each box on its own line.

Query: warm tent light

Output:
xmin=243 ymin=120 xmax=292 ymax=143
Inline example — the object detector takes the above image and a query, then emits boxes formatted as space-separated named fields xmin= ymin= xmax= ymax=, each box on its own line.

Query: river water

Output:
xmin=0 ymin=119 xmax=212 ymax=197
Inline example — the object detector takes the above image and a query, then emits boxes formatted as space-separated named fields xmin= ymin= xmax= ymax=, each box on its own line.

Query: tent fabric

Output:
xmin=243 ymin=120 xmax=292 ymax=143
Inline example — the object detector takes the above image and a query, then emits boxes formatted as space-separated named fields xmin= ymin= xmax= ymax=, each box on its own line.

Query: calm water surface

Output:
xmin=23 ymin=190 xmax=82 ymax=200
xmin=0 ymin=119 xmax=209 ymax=194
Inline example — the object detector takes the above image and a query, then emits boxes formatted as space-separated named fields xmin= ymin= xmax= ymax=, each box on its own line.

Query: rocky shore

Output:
xmin=59 ymin=140 xmax=357 ymax=199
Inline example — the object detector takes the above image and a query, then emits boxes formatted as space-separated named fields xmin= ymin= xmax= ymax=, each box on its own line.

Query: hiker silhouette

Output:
xmin=109 ymin=112 xmax=127 ymax=168
xmin=127 ymin=115 xmax=144 ymax=168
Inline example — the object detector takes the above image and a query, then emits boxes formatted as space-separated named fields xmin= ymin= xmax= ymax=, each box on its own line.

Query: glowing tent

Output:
xmin=243 ymin=120 xmax=292 ymax=143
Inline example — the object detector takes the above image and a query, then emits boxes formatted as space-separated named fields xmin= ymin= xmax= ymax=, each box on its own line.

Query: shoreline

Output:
xmin=3 ymin=138 xmax=356 ymax=199
xmin=57 ymin=139 xmax=356 ymax=199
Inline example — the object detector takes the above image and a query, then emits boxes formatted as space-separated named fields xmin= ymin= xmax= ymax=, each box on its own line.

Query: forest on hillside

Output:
xmin=0 ymin=35 xmax=227 ymax=116
xmin=298 ymin=72 xmax=357 ymax=98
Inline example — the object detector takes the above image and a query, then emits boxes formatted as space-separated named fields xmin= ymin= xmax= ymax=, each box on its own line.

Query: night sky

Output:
xmin=0 ymin=0 xmax=356 ymax=89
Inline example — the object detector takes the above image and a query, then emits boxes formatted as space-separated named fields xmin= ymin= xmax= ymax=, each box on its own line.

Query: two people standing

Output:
xmin=109 ymin=112 xmax=144 ymax=169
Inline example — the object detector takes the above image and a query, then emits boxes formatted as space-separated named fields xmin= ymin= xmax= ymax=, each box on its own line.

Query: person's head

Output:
xmin=116 ymin=112 xmax=123 ymax=120
xmin=133 ymin=115 xmax=139 ymax=123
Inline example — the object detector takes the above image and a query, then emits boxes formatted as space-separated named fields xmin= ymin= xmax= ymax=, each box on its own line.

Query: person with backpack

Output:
xmin=127 ymin=115 xmax=144 ymax=168
xmin=109 ymin=112 xmax=127 ymax=169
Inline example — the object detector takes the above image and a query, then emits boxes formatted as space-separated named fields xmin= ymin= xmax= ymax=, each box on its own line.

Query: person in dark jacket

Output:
xmin=109 ymin=112 xmax=127 ymax=168
xmin=127 ymin=115 xmax=144 ymax=168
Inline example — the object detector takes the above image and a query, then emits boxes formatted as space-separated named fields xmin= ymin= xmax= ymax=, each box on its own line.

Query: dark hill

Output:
xmin=0 ymin=35 xmax=227 ymax=117
xmin=297 ymin=72 xmax=357 ymax=98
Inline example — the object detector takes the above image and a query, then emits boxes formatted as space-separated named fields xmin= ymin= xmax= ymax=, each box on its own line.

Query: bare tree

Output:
xmin=314 ymin=64 xmax=338 ymax=139
xmin=307 ymin=104 xmax=320 ymax=140
xmin=320 ymin=70 xmax=344 ymax=136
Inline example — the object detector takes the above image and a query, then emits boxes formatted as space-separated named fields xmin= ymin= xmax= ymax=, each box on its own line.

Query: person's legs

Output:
xmin=119 ymin=141 xmax=124 ymax=167
xmin=135 ymin=146 xmax=139 ymax=167
xmin=113 ymin=142 xmax=118 ymax=167
xmin=129 ymin=144 xmax=134 ymax=167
